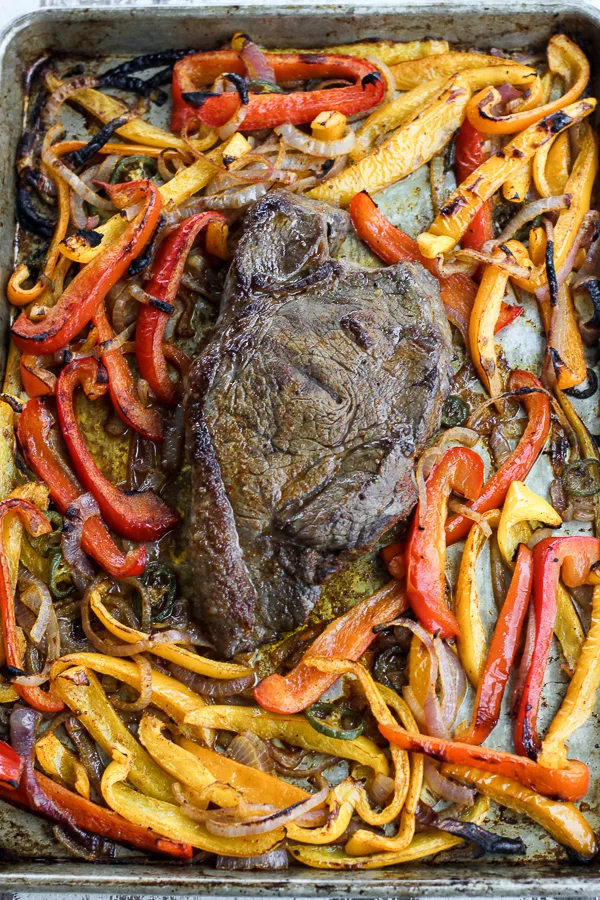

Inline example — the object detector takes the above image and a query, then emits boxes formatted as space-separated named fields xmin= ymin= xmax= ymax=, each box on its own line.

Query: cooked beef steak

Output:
xmin=185 ymin=190 xmax=453 ymax=656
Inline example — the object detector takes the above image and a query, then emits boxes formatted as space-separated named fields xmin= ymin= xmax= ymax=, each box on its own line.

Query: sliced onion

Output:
xmin=112 ymin=654 xmax=153 ymax=711
xmin=240 ymin=38 xmax=275 ymax=82
xmin=572 ymin=229 xmax=600 ymax=290
xmin=424 ymin=759 xmax=475 ymax=805
xmin=19 ymin=575 xmax=53 ymax=647
xmin=451 ymin=246 xmax=534 ymax=280
xmin=218 ymin=104 xmax=248 ymax=141
xmin=485 ymin=195 xmax=571 ymax=250
xmin=42 ymin=125 xmax=114 ymax=211
xmin=368 ymin=56 xmax=395 ymax=107
xmin=536 ymin=210 xmax=600 ymax=303
xmin=168 ymin=662 xmax=256 ymax=698
xmin=193 ymin=183 xmax=269 ymax=210
xmin=62 ymin=493 xmax=99 ymax=582
xmin=401 ymin=685 xmax=428 ymax=732
xmin=367 ymin=771 xmax=395 ymax=806
xmin=228 ymin=732 xmax=274 ymax=773
xmin=447 ymin=500 xmax=493 ymax=537
xmin=42 ymin=74 xmax=101 ymax=127
xmin=275 ymin=122 xmax=356 ymax=157
xmin=205 ymin=786 xmax=328 ymax=837
xmin=96 ymin=153 xmax=120 ymax=183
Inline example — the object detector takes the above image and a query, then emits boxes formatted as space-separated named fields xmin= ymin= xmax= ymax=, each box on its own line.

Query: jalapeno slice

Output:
xmin=247 ymin=79 xmax=285 ymax=94
xmin=562 ymin=457 xmax=600 ymax=498
xmin=141 ymin=561 xmax=177 ymax=622
xmin=26 ymin=510 xmax=63 ymax=558
xmin=441 ymin=394 xmax=469 ymax=427
xmin=49 ymin=550 xmax=75 ymax=599
xmin=110 ymin=156 xmax=158 ymax=184
xmin=304 ymin=702 xmax=364 ymax=740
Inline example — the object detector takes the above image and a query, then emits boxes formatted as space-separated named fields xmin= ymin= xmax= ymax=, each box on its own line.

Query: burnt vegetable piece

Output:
xmin=141 ymin=561 xmax=177 ymax=622
xmin=304 ymin=702 xmax=365 ymax=740
xmin=110 ymin=156 xmax=158 ymax=184
xmin=441 ymin=395 xmax=469 ymax=427
xmin=67 ymin=116 xmax=137 ymax=169
xmin=562 ymin=458 xmax=600 ymax=497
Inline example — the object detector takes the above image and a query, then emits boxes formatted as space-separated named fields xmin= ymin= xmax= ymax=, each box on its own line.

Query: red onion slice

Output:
xmin=536 ymin=210 xmax=600 ymax=303
xmin=484 ymin=195 xmax=572 ymax=251
xmin=423 ymin=758 xmax=475 ymax=805
xmin=240 ymin=38 xmax=276 ymax=82
xmin=62 ymin=493 xmax=99 ymax=583
xmin=275 ymin=123 xmax=356 ymax=158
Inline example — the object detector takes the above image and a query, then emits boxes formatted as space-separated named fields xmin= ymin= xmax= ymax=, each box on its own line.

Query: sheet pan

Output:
xmin=0 ymin=0 xmax=600 ymax=893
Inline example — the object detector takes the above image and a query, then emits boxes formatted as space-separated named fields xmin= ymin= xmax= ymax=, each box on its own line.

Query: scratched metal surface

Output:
xmin=0 ymin=1 xmax=600 ymax=896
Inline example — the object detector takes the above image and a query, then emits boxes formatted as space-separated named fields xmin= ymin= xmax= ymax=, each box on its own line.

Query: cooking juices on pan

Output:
xmin=2 ymin=29 xmax=600 ymax=869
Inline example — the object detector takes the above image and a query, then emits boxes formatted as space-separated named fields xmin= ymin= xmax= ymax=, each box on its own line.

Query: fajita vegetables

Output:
xmin=2 ymin=30 xmax=600 ymax=871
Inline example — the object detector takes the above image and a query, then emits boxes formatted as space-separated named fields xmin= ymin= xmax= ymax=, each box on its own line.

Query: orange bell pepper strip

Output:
xmin=515 ymin=536 xmax=600 ymax=759
xmin=172 ymin=51 xmax=384 ymax=132
xmin=20 ymin=355 xmax=56 ymax=399
xmin=406 ymin=446 xmax=484 ymax=639
xmin=547 ymin=282 xmax=587 ymax=390
xmin=0 ymin=498 xmax=63 ymax=713
xmin=458 ymin=544 xmax=533 ymax=745
xmin=446 ymin=370 xmax=550 ymax=544
xmin=254 ymin=580 xmax=407 ymax=713
xmin=0 ymin=773 xmax=192 ymax=859
xmin=348 ymin=192 xmax=521 ymax=341
xmin=417 ymin=97 xmax=596 ymax=258
xmin=16 ymin=399 xmax=146 ymax=577
xmin=93 ymin=303 xmax=163 ymax=442
xmin=379 ymin=724 xmax=589 ymax=802
xmin=454 ymin=119 xmax=493 ymax=252
xmin=55 ymin=357 xmax=179 ymax=542
xmin=466 ymin=35 xmax=589 ymax=135
xmin=12 ymin=180 xmax=162 ymax=356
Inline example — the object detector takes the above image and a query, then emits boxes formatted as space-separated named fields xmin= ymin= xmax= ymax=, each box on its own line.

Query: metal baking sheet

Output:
xmin=1 ymin=0 xmax=600 ymax=894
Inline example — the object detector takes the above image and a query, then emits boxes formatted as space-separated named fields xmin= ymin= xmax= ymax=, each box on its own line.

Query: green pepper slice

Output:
xmin=110 ymin=156 xmax=158 ymax=184
xmin=246 ymin=79 xmax=285 ymax=94
xmin=441 ymin=394 xmax=469 ymax=427
xmin=26 ymin=510 xmax=63 ymax=558
xmin=49 ymin=550 xmax=75 ymax=599
xmin=304 ymin=702 xmax=364 ymax=740
xmin=141 ymin=561 xmax=177 ymax=622
xmin=562 ymin=458 xmax=600 ymax=498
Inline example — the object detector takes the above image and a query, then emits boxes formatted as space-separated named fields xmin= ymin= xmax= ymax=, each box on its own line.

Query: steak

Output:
xmin=185 ymin=190 xmax=453 ymax=657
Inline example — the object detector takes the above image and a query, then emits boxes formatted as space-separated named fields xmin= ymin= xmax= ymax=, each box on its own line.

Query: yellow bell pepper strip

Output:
xmin=90 ymin=579 xmax=253 ymax=679
xmin=417 ymin=97 xmax=596 ymax=259
xmin=273 ymin=39 xmax=449 ymax=65
xmin=380 ymin=724 xmax=590 ymax=802
xmin=254 ymin=580 xmax=407 ymax=713
xmin=495 ymin=479 xmax=582 ymax=671
xmin=3 ymin=481 xmax=49 ymax=591
xmin=442 ymin=764 xmax=597 ymax=858
xmin=350 ymin=78 xmax=446 ymax=163
xmin=308 ymin=73 xmax=472 ymax=208
xmin=345 ymin=683 xmax=423 ymax=856
xmin=515 ymin=537 xmax=600 ymax=759
xmin=7 ymin=170 xmax=69 ymax=307
xmin=455 ymin=510 xmax=501 ymax=687
xmin=539 ymin=584 xmax=600 ymax=770
xmin=53 ymin=665 xmax=176 ymax=802
xmin=407 ymin=446 xmax=484 ymax=638
xmin=503 ymin=160 xmax=532 ymax=203
xmin=391 ymin=52 xmax=532 ymax=90
xmin=139 ymin=715 xmax=309 ymax=810
xmin=306 ymin=659 xmax=408 ymax=827
xmin=533 ymin=132 xmax=570 ymax=197
xmin=102 ymin=747 xmax=285 ymax=857
xmin=469 ymin=241 xmax=532 ymax=397
xmin=289 ymin=795 xmax=490 ymax=869
xmin=457 ymin=544 xmax=533 ymax=745
xmin=178 ymin=737 xmax=309 ymax=808
xmin=183 ymin=705 xmax=390 ymax=775
xmin=286 ymin=778 xmax=361 ymax=845
xmin=35 ymin=732 xmax=90 ymax=799
xmin=466 ymin=35 xmax=589 ymax=135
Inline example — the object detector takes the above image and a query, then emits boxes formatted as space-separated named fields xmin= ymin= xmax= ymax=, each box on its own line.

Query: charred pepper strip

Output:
xmin=348 ymin=192 xmax=521 ymax=340
xmin=380 ymin=724 xmax=589 ymax=802
xmin=454 ymin=118 xmax=493 ymax=252
xmin=171 ymin=51 xmax=384 ymax=132
xmin=93 ymin=304 xmax=163 ymax=442
xmin=0 ymin=498 xmax=63 ymax=712
xmin=136 ymin=212 xmax=226 ymax=407
xmin=56 ymin=358 xmax=179 ymax=542
xmin=446 ymin=370 xmax=551 ymax=544
xmin=16 ymin=399 xmax=146 ymax=577
xmin=12 ymin=180 xmax=162 ymax=356
xmin=406 ymin=446 xmax=484 ymax=639
xmin=458 ymin=544 xmax=533 ymax=744
xmin=254 ymin=581 xmax=407 ymax=714
xmin=515 ymin=536 xmax=600 ymax=759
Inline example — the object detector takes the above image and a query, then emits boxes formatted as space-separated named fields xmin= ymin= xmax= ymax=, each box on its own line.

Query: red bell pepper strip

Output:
xmin=454 ymin=119 xmax=494 ymax=253
xmin=254 ymin=581 xmax=408 ymax=714
xmin=515 ymin=536 xmax=600 ymax=759
xmin=379 ymin=724 xmax=590 ymax=802
xmin=0 ymin=498 xmax=64 ymax=712
xmin=172 ymin=51 xmax=384 ymax=133
xmin=12 ymin=180 xmax=162 ymax=356
xmin=20 ymin=355 xmax=55 ymax=399
xmin=460 ymin=544 xmax=533 ymax=745
xmin=348 ymin=191 xmax=522 ymax=340
xmin=406 ymin=446 xmax=484 ymax=639
xmin=136 ymin=212 xmax=225 ymax=407
xmin=0 ymin=773 xmax=192 ymax=859
xmin=0 ymin=742 xmax=22 ymax=791
xmin=446 ymin=370 xmax=551 ymax=544
xmin=16 ymin=399 xmax=146 ymax=577
xmin=94 ymin=303 xmax=163 ymax=441
xmin=56 ymin=358 xmax=179 ymax=542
